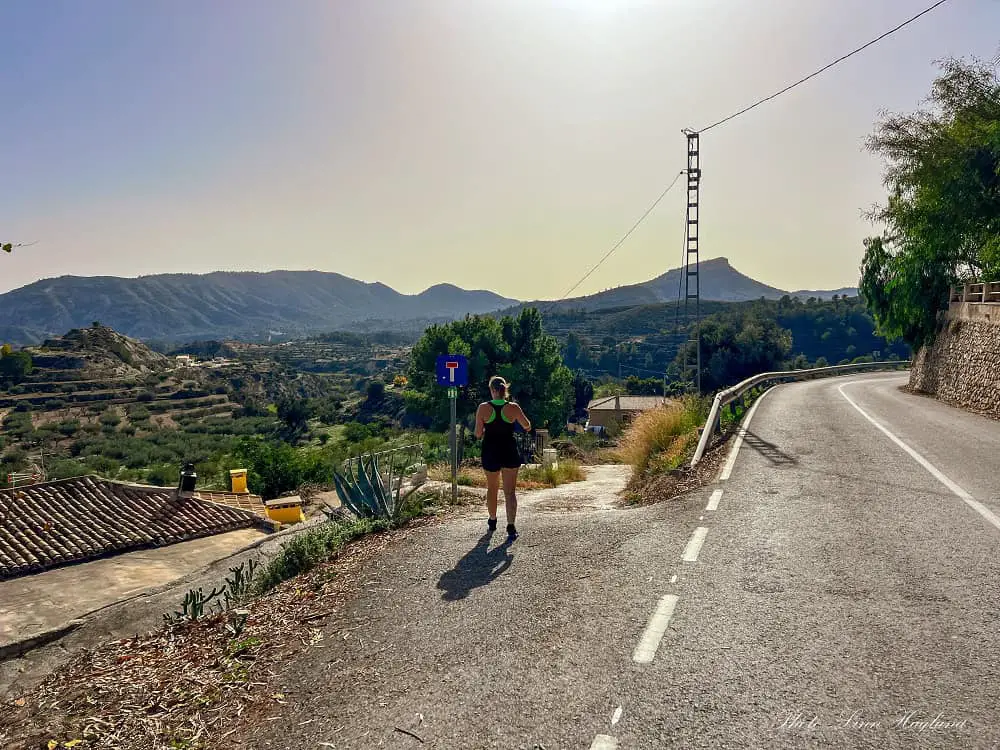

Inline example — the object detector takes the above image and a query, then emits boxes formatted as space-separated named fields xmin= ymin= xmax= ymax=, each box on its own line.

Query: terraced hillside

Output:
xmin=0 ymin=326 xmax=329 ymax=489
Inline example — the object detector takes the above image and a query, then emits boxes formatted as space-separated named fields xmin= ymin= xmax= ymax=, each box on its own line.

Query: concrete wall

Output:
xmin=909 ymin=302 xmax=1000 ymax=417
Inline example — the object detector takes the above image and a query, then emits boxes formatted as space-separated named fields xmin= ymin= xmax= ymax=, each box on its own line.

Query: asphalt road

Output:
xmin=253 ymin=373 xmax=1000 ymax=750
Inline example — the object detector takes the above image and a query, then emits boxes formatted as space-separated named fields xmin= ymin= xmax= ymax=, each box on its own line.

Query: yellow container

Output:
xmin=265 ymin=498 xmax=305 ymax=525
xmin=229 ymin=469 xmax=248 ymax=494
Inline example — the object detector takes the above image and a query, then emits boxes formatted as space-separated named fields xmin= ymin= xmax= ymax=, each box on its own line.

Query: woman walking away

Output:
xmin=475 ymin=376 xmax=531 ymax=541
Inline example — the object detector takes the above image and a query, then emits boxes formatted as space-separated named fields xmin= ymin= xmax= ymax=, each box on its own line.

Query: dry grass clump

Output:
xmin=617 ymin=397 xmax=706 ymax=476
xmin=428 ymin=459 xmax=586 ymax=490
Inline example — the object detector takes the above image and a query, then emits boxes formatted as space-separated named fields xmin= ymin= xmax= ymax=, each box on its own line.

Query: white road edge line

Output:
xmin=632 ymin=594 xmax=679 ymax=664
xmin=719 ymin=387 xmax=776 ymax=481
xmin=706 ymin=489 xmax=723 ymax=511
xmin=682 ymin=527 xmax=709 ymax=562
xmin=590 ymin=735 xmax=619 ymax=750
xmin=838 ymin=381 xmax=1000 ymax=534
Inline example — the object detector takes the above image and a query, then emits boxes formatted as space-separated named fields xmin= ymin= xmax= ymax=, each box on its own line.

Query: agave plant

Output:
xmin=332 ymin=450 xmax=419 ymax=521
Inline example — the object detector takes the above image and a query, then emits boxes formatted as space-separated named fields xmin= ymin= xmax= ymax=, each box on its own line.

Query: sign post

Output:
xmin=448 ymin=386 xmax=458 ymax=504
xmin=436 ymin=355 xmax=469 ymax=505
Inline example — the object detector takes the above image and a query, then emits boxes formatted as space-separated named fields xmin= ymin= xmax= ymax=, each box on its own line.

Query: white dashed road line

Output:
xmin=839 ymin=380 xmax=1000 ymax=534
xmin=682 ymin=527 xmax=709 ymax=562
xmin=706 ymin=488 xmax=723 ymax=511
xmin=633 ymin=594 xmax=679 ymax=664
xmin=590 ymin=735 xmax=618 ymax=749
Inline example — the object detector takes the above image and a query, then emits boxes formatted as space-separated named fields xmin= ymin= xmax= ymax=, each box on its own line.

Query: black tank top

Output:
xmin=483 ymin=401 xmax=516 ymax=445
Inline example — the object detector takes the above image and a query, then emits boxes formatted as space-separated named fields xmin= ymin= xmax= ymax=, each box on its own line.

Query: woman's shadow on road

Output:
xmin=437 ymin=532 xmax=514 ymax=601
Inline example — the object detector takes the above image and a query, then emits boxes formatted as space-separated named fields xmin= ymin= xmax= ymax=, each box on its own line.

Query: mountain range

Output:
xmin=516 ymin=257 xmax=857 ymax=313
xmin=0 ymin=259 xmax=858 ymax=345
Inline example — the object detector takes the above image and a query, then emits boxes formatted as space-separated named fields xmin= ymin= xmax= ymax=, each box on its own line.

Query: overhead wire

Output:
xmin=540 ymin=170 xmax=686 ymax=316
xmin=695 ymin=0 xmax=954 ymax=133
xmin=544 ymin=0 xmax=954 ymax=384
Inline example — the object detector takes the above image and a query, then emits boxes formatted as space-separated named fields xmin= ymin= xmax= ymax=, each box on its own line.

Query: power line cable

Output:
xmin=540 ymin=170 xmax=686 ymax=315
xmin=696 ymin=0 xmax=954 ymax=133
xmin=544 ymin=1 xmax=950 ymax=328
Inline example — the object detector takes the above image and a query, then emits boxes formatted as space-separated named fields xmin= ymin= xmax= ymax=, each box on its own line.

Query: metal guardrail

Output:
xmin=689 ymin=360 xmax=911 ymax=468
xmin=951 ymin=282 xmax=1000 ymax=304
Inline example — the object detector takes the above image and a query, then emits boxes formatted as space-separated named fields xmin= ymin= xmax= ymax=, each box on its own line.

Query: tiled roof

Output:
xmin=0 ymin=476 xmax=273 ymax=580
xmin=587 ymin=396 xmax=671 ymax=411
xmin=194 ymin=491 xmax=269 ymax=520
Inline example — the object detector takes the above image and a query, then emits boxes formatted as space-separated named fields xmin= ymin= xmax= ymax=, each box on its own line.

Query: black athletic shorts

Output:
xmin=481 ymin=439 xmax=522 ymax=472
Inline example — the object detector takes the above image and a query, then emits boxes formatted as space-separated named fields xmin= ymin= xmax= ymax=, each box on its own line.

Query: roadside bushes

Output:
xmin=618 ymin=397 xmax=707 ymax=476
xmin=253 ymin=518 xmax=391 ymax=592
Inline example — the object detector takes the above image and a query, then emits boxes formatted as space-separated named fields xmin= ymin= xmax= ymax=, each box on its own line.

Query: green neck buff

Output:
xmin=490 ymin=398 xmax=507 ymax=406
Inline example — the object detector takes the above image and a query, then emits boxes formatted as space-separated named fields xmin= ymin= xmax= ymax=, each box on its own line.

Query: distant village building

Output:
xmin=174 ymin=354 xmax=194 ymax=366
xmin=585 ymin=395 xmax=670 ymax=433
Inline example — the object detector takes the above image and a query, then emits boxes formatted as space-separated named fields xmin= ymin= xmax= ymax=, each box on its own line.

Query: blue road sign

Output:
xmin=436 ymin=354 xmax=469 ymax=387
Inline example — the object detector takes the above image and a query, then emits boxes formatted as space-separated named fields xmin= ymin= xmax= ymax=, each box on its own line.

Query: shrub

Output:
xmin=147 ymin=464 xmax=179 ymax=486
xmin=519 ymin=459 xmax=586 ymax=487
xmin=253 ymin=518 xmax=389 ymax=592
xmin=342 ymin=421 xmax=371 ymax=443
xmin=618 ymin=398 xmax=706 ymax=476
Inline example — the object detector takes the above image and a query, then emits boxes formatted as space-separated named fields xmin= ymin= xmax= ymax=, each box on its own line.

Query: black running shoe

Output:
xmin=506 ymin=523 xmax=518 ymax=541
xmin=487 ymin=517 xmax=497 ymax=533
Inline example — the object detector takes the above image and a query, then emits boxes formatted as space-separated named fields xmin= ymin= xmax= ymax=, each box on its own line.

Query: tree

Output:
xmin=406 ymin=308 xmax=573 ymax=432
xmin=366 ymin=380 xmax=386 ymax=402
xmin=0 ymin=349 xmax=33 ymax=385
xmin=859 ymin=57 xmax=1000 ymax=348
xmin=669 ymin=310 xmax=792 ymax=393
xmin=571 ymin=371 xmax=594 ymax=419
xmin=276 ymin=396 xmax=310 ymax=436
xmin=625 ymin=375 xmax=664 ymax=395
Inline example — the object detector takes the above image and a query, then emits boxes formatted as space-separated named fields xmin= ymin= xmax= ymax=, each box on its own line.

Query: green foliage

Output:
xmin=625 ymin=375 xmax=663 ymax=396
xmin=164 ymin=559 xmax=259 ymax=624
xmin=670 ymin=309 xmax=792 ymax=393
xmin=234 ymin=436 xmax=338 ymax=499
xmin=407 ymin=308 xmax=572 ymax=431
xmin=366 ymin=380 xmax=385 ymax=402
xmin=276 ymin=396 xmax=310 ymax=435
xmin=331 ymin=451 xmax=419 ymax=521
xmin=860 ymin=58 xmax=1000 ymax=348
xmin=571 ymin=371 xmax=594 ymax=418
xmin=0 ymin=348 xmax=33 ymax=385
xmin=253 ymin=518 xmax=389 ymax=592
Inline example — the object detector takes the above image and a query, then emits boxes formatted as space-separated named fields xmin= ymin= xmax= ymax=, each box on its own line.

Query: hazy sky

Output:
xmin=1 ymin=1 xmax=997 ymax=300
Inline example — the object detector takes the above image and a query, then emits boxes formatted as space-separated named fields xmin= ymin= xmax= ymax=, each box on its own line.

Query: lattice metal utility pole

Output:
xmin=682 ymin=129 xmax=702 ymax=394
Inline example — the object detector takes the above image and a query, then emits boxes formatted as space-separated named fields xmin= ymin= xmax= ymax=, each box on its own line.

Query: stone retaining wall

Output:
xmin=909 ymin=302 xmax=1000 ymax=418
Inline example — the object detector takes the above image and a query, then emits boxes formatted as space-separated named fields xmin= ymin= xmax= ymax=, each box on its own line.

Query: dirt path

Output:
xmin=520 ymin=464 xmax=628 ymax=512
